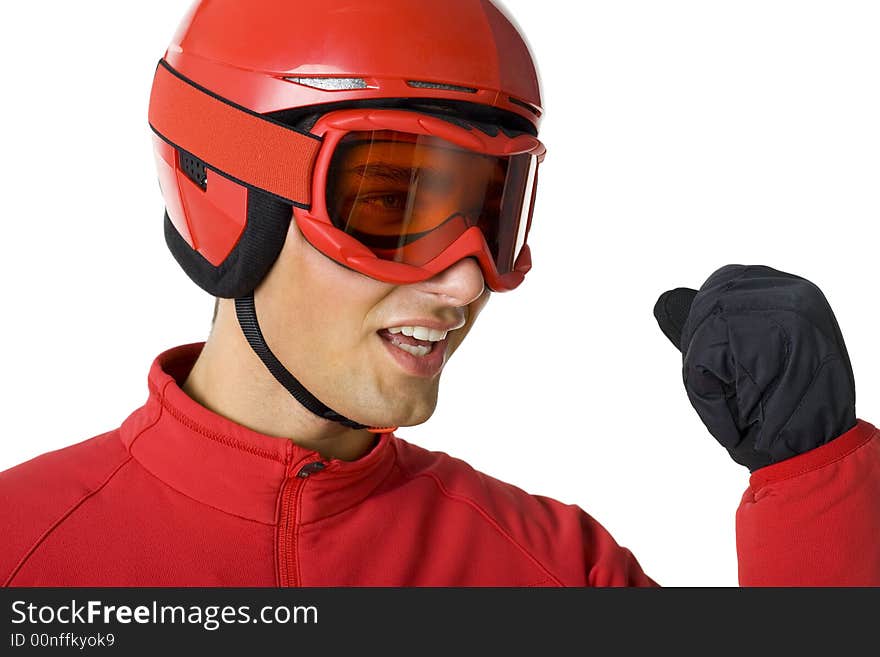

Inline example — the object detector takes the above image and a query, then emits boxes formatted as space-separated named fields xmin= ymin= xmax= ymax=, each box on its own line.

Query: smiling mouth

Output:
xmin=377 ymin=328 xmax=444 ymax=357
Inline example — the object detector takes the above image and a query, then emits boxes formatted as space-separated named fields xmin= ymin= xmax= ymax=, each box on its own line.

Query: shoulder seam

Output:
xmin=395 ymin=455 xmax=565 ymax=587
xmin=4 ymin=394 xmax=168 ymax=586
xmin=3 ymin=455 xmax=134 ymax=586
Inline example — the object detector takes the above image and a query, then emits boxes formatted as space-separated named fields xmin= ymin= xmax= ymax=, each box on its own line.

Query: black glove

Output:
xmin=653 ymin=264 xmax=857 ymax=471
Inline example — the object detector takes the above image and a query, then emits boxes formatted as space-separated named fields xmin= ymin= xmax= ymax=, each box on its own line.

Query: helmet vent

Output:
xmin=285 ymin=77 xmax=369 ymax=91
xmin=179 ymin=150 xmax=208 ymax=190
xmin=407 ymin=80 xmax=478 ymax=94
xmin=508 ymin=96 xmax=542 ymax=118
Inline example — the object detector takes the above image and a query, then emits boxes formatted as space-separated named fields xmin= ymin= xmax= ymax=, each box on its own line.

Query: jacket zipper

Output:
xmin=278 ymin=459 xmax=326 ymax=587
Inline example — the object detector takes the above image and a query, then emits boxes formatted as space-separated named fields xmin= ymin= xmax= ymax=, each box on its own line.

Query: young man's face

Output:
xmin=252 ymin=219 xmax=491 ymax=428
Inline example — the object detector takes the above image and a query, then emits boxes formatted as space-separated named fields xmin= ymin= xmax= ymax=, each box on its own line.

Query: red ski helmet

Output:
xmin=148 ymin=0 xmax=544 ymax=299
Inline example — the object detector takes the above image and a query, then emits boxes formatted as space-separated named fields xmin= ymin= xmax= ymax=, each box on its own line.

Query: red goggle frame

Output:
xmin=295 ymin=110 xmax=545 ymax=292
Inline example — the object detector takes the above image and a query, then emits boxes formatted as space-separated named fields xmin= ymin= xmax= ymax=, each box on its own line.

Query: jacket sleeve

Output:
xmin=735 ymin=418 xmax=880 ymax=586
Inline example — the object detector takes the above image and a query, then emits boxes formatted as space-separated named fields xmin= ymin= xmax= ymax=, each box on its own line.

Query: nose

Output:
xmin=414 ymin=257 xmax=486 ymax=306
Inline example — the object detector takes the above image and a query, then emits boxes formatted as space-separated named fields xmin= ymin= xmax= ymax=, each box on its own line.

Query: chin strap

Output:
xmin=234 ymin=293 xmax=395 ymax=433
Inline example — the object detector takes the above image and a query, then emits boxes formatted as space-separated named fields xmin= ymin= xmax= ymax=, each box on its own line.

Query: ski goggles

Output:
xmin=294 ymin=110 xmax=545 ymax=292
xmin=149 ymin=62 xmax=544 ymax=292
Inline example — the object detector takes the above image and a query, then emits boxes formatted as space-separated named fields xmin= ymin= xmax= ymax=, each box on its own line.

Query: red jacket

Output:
xmin=2 ymin=344 xmax=878 ymax=586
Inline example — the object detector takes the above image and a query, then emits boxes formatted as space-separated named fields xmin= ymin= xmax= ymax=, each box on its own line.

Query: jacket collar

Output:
xmin=118 ymin=343 xmax=397 ymax=525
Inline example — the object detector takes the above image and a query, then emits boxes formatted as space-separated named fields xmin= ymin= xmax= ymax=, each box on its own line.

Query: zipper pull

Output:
xmin=296 ymin=461 xmax=326 ymax=479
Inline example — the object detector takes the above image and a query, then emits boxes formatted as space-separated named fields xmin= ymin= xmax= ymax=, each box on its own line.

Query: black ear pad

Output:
xmin=164 ymin=189 xmax=293 ymax=299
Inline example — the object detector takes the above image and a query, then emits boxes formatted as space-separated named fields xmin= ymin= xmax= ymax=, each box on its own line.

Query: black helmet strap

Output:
xmin=234 ymin=293 xmax=369 ymax=430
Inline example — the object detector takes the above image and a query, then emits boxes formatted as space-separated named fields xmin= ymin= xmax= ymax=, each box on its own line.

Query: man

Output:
xmin=1 ymin=0 xmax=878 ymax=586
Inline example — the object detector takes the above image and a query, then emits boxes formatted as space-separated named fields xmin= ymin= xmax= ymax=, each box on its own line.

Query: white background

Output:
xmin=1 ymin=1 xmax=878 ymax=586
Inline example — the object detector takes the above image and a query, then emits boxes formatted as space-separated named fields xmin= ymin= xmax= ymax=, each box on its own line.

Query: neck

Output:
xmin=181 ymin=301 xmax=376 ymax=462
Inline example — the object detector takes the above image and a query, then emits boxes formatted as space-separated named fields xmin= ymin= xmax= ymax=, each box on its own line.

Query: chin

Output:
xmin=357 ymin=390 xmax=438 ymax=429
xmin=394 ymin=407 xmax=436 ymax=428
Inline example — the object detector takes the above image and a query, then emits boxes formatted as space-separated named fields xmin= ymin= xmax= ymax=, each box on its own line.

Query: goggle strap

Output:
xmin=234 ymin=294 xmax=373 ymax=431
xmin=149 ymin=60 xmax=320 ymax=206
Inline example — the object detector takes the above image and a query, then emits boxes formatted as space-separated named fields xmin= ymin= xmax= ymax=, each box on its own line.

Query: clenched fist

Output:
xmin=654 ymin=265 xmax=857 ymax=471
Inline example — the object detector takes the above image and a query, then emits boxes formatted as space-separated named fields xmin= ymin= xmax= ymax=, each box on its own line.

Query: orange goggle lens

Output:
xmin=326 ymin=130 xmax=539 ymax=274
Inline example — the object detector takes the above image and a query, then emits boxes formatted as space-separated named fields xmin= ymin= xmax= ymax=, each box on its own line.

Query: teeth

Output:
xmin=394 ymin=343 xmax=432 ymax=357
xmin=386 ymin=326 xmax=449 ymax=342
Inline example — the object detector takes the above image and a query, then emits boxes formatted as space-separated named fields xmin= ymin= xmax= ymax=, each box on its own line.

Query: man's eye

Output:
xmin=360 ymin=193 xmax=407 ymax=211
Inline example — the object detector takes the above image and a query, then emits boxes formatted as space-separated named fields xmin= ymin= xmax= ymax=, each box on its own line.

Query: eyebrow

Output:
xmin=346 ymin=163 xmax=451 ymax=187
xmin=347 ymin=163 xmax=416 ymax=184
